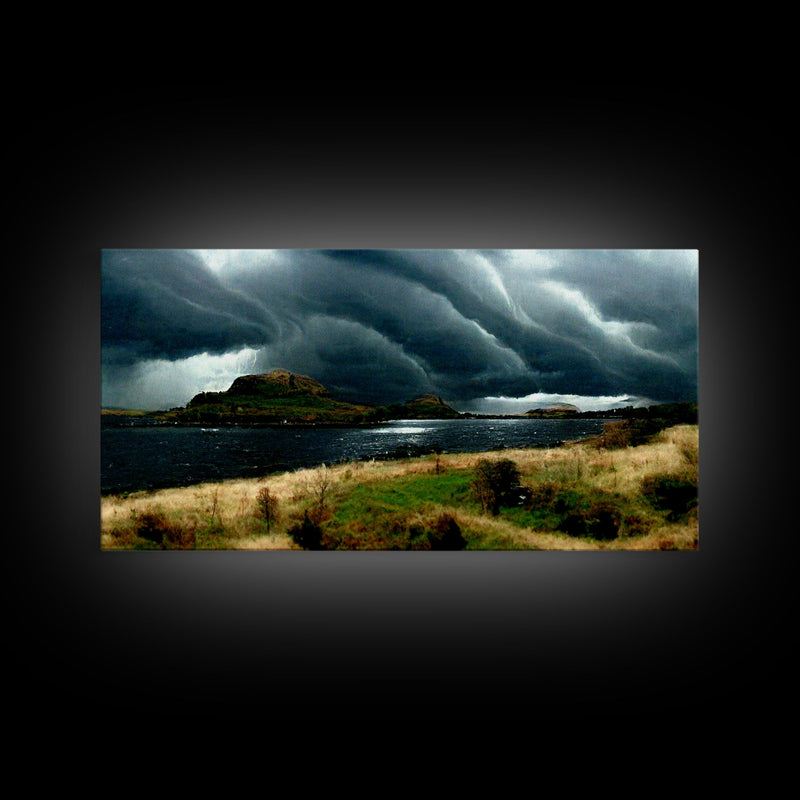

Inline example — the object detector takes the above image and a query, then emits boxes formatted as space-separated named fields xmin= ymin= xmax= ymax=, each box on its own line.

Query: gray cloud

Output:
xmin=101 ymin=249 xmax=277 ymax=365
xmin=101 ymin=249 xmax=698 ymax=411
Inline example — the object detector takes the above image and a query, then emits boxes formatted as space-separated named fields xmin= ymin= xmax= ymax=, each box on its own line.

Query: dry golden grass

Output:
xmin=101 ymin=424 xmax=699 ymax=551
xmin=452 ymin=508 xmax=599 ymax=550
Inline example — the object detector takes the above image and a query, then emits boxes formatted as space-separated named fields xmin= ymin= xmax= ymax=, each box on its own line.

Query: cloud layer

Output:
xmin=101 ymin=249 xmax=698 ymax=411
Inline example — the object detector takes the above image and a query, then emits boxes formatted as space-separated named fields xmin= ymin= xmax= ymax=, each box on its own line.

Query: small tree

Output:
xmin=255 ymin=485 xmax=280 ymax=534
xmin=471 ymin=458 xmax=522 ymax=515
xmin=309 ymin=464 xmax=331 ymax=524
xmin=209 ymin=488 xmax=219 ymax=520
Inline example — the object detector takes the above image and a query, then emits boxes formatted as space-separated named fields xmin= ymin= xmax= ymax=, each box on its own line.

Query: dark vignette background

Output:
xmin=10 ymin=72 xmax=791 ymax=730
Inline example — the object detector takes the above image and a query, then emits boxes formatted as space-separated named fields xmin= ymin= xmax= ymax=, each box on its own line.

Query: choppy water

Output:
xmin=101 ymin=417 xmax=606 ymax=495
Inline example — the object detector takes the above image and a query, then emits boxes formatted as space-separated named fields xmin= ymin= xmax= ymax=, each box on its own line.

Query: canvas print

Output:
xmin=101 ymin=249 xmax=698 ymax=550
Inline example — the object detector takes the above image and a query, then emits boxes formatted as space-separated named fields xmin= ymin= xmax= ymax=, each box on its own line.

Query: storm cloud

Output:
xmin=101 ymin=249 xmax=277 ymax=364
xmin=101 ymin=249 xmax=698 ymax=412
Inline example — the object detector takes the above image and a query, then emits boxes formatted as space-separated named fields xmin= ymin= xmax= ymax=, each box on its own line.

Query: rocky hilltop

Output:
xmin=189 ymin=369 xmax=330 ymax=406
xmin=178 ymin=369 xmax=366 ymax=424
xmin=401 ymin=393 xmax=461 ymax=419
xmin=162 ymin=370 xmax=461 ymax=425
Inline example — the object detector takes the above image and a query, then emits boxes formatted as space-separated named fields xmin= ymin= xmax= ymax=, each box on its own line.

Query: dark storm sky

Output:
xmin=101 ymin=248 xmax=698 ymax=412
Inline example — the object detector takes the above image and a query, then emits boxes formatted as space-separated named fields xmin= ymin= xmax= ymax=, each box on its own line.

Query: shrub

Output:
xmin=133 ymin=509 xmax=195 ymax=549
xmin=402 ymin=513 xmax=467 ymax=550
xmin=426 ymin=513 xmax=467 ymax=550
xmin=164 ymin=523 xmax=197 ymax=549
xmin=596 ymin=421 xmax=632 ymax=450
xmin=558 ymin=501 xmax=621 ymax=540
xmin=287 ymin=512 xmax=324 ymax=550
xmin=133 ymin=510 xmax=168 ymax=544
xmin=641 ymin=475 xmax=698 ymax=521
xmin=324 ymin=510 xmax=467 ymax=551
xmin=526 ymin=481 xmax=560 ymax=510
xmin=620 ymin=513 xmax=651 ymax=537
xmin=331 ymin=516 xmax=407 ymax=550
xmin=471 ymin=458 xmax=523 ymax=515
xmin=596 ymin=419 xmax=668 ymax=449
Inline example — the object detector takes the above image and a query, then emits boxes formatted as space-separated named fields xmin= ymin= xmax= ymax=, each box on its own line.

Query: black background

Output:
xmin=10 ymin=67 xmax=791 ymax=732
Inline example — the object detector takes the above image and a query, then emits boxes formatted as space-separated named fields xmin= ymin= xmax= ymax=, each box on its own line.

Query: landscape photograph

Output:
xmin=101 ymin=248 xmax=698 ymax=551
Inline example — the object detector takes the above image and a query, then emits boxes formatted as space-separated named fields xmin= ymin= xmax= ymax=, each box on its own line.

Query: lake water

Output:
xmin=101 ymin=417 xmax=607 ymax=495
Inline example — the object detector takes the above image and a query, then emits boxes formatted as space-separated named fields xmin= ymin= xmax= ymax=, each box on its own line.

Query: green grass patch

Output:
xmin=317 ymin=462 xmax=665 ymax=547
xmin=316 ymin=469 xmax=475 ymax=550
xmin=333 ymin=469 xmax=475 ymax=521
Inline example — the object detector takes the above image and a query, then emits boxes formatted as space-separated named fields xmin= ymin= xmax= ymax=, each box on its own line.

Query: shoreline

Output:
xmin=100 ymin=423 xmax=607 ymax=498
xmin=101 ymin=423 xmax=699 ymax=551
xmin=101 ymin=399 xmax=697 ymax=428
xmin=101 ymin=411 xmax=695 ymax=427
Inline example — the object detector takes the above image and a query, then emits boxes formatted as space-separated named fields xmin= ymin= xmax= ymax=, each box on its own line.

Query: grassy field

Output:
xmin=101 ymin=423 xmax=699 ymax=551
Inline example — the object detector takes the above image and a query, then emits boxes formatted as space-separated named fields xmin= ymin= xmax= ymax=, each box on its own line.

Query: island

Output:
xmin=103 ymin=369 xmax=460 ymax=425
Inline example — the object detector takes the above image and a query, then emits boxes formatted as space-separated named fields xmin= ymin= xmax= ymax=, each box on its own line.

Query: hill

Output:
xmin=524 ymin=403 xmax=581 ymax=418
xmin=190 ymin=370 xmax=330 ymax=404
xmin=400 ymin=393 xmax=461 ymax=419
xmin=159 ymin=370 xmax=461 ymax=425
xmin=172 ymin=369 xmax=373 ymax=424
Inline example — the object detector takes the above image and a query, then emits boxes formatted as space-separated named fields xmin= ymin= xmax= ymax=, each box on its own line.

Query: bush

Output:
xmin=287 ymin=512 xmax=324 ymax=550
xmin=133 ymin=509 xmax=195 ymax=549
xmin=324 ymin=511 xmax=467 ymax=551
xmin=165 ymin=523 xmax=197 ymax=550
xmin=641 ymin=475 xmax=698 ymax=521
xmin=596 ymin=419 xmax=668 ymax=449
xmin=426 ymin=513 xmax=467 ymax=550
xmin=331 ymin=517 xmax=406 ymax=550
xmin=558 ymin=501 xmax=621 ymax=540
xmin=620 ymin=513 xmax=651 ymax=537
xmin=471 ymin=458 xmax=523 ymax=515
xmin=526 ymin=481 xmax=560 ymax=510
xmin=596 ymin=421 xmax=632 ymax=449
